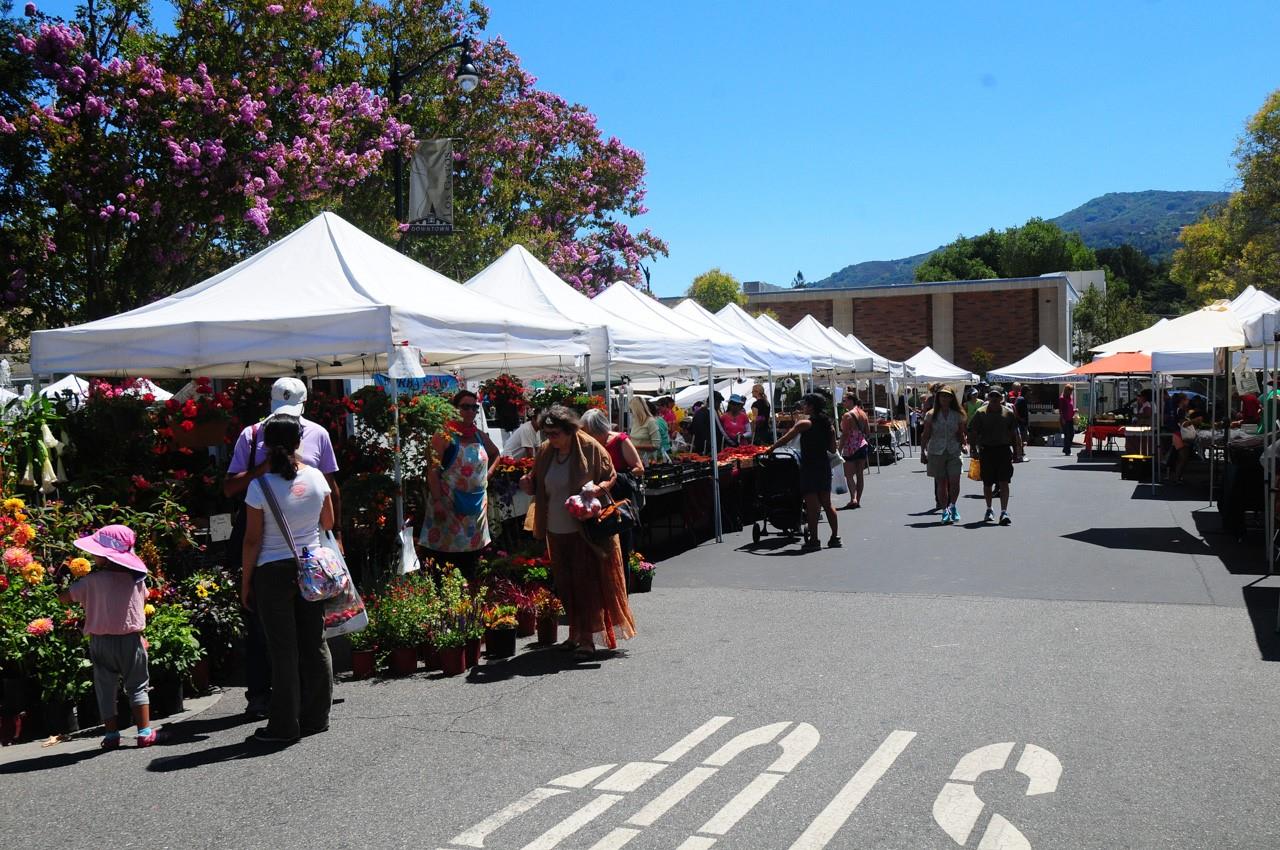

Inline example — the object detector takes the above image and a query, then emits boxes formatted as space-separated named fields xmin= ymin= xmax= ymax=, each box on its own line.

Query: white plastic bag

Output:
xmin=398 ymin=522 xmax=420 ymax=574
xmin=832 ymin=462 xmax=849 ymax=496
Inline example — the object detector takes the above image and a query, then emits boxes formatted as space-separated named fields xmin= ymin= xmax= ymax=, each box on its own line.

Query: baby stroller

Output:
xmin=751 ymin=447 xmax=809 ymax=545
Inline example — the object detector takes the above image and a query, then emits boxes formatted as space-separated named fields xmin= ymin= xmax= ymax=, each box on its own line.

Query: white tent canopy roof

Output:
xmin=593 ymin=283 xmax=770 ymax=373
xmin=842 ymin=333 xmax=910 ymax=377
xmin=1233 ymin=285 xmax=1280 ymax=348
xmin=1091 ymin=317 xmax=1170 ymax=355
xmin=789 ymin=316 xmax=874 ymax=373
xmin=30 ymin=212 xmax=591 ymax=378
xmin=40 ymin=374 xmax=89 ymax=398
xmin=743 ymin=310 xmax=837 ymax=370
xmin=464 ymin=244 xmax=705 ymax=378
xmin=905 ymin=346 xmax=979 ymax=383
xmin=988 ymin=345 xmax=1081 ymax=382
xmin=673 ymin=300 xmax=812 ymax=374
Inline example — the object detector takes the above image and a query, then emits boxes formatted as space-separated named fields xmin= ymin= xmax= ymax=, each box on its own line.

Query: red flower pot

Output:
xmin=188 ymin=658 xmax=212 ymax=693
xmin=418 ymin=641 xmax=440 ymax=672
xmin=516 ymin=608 xmax=537 ymax=637
xmin=438 ymin=645 xmax=467 ymax=676
xmin=388 ymin=646 xmax=418 ymax=676
xmin=485 ymin=627 xmax=517 ymax=659
xmin=537 ymin=616 xmax=558 ymax=646
xmin=465 ymin=637 xmax=482 ymax=668
xmin=351 ymin=649 xmax=376 ymax=680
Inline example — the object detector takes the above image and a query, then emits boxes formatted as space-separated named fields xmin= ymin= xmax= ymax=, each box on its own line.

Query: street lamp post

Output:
xmin=388 ymin=39 xmax=480 ymax=223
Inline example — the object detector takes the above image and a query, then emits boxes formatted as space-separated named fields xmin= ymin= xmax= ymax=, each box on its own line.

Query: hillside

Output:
xmin=810 ymin=190 xmax=1229 ymax=289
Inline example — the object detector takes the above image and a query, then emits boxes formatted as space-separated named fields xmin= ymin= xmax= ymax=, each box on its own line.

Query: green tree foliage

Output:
xmin=791 ymin=270 xmax=806 ymax=289
xmin=687 ymin=268 xmax=746 ymax=313
xmin=915 ymin=220 xmax=1093 ymax=282
xmin=1172 ymin=89 xmax=1280 ymax=303
xmin=1071 ymin=279 xmax=1153 ymax=362
xmin=1094 ymin=244 xmax=1185 ymax=316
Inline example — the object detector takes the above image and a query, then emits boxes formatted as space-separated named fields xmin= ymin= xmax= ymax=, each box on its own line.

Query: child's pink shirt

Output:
xmin=68 ymin=571 xmax=147 ymax=635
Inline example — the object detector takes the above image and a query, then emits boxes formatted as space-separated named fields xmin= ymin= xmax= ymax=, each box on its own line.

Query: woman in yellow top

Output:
xmin=627 ymin=395 xmax=662 ymax=461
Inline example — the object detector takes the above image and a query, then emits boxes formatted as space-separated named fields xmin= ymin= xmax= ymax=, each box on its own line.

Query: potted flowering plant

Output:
xmin=483 ymin=604 xmax=519 ymax=659
xmin=177 ymin=570 xmax=242 ymax=689
xmin=479 ymin=373 xmax=527 ymax=430
xmin=531 ymin=587 xmax=564 ymax=646
xmin=347 ymin=616 xmax=378 ymax=680
xmin=628 ymin=551 xmax=656 ymax=593
xmin=142 ymin=602 xmax=202 ymax=716
xmin=371 ymin=577 xmax=433 ymax=676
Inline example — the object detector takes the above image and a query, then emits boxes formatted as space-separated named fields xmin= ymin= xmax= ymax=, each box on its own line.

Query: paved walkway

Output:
xmin=5 ymin=447 xmax=1278 ymax=849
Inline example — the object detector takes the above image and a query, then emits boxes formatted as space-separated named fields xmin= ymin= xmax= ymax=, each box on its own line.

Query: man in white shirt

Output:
xmin=501 ymin=412 xmax=542 ymax=459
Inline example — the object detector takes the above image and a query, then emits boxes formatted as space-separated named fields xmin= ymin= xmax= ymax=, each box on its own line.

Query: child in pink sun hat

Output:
xmin=56 ymin=524 xmax=156 ymax=749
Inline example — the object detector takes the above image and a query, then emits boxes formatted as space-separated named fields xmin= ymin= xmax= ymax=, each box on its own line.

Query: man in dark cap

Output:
xmin=968 ymin=388 xmax=1022 ymax=525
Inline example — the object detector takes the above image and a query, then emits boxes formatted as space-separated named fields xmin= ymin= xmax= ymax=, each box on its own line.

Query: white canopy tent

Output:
xmin=593 ymin=284 xmax=769 ymax=374
xmin=988 ymin=345 xmax=1080 ymax=383
xmin=464 ymin=245 xmax=707 ymax=381
xmin=749 ymin=312 xmax=840 ymax=371
xmin=790 ymin=316 xmax=875 ymax=374
xmin=716 ymin=304 xmax=834 ymax=371
xmin=673 ymin=300 xmax=812 ymax=375
xmin=40 ymin=374 xmax=90 ymax=399
xmin=905 ymin=346 xmax=979 ymax=383
xmin=843 ymin=332 xmax=910 ymax=378
xmin=1091 ymin=318 xmax=1170 ymax=355
xmin=30 ymin=212 xmax=591 ymax=378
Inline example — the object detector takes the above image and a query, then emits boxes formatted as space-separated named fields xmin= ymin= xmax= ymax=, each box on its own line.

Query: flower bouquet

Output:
xmin=628 ymin=551 xmax=656 ymax=593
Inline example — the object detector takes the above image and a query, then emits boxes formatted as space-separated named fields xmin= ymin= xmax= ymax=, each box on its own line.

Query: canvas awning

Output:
xmin=1071 ymin=352 xmax=1152 ymax=376
xmin=789 ymin=316 xmax=874 ymax=373
xmin=30 ymin=212 xmax=591 ymax=378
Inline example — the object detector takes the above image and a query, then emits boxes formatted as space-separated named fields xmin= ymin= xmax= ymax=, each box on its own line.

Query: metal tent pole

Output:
xmin=767 ymin=368 xmax=776 ymax=445
xmin=708 ymin=365 xmax=723 ymax=543
xmin=1267 ymin=341 xmax=1275 ymax=576
xmin=1209 ymin=357 xmax=1217 ymax=507
xmin=390 ymin=346 xmax=406 ymax=575
xmin=1151 ymin=370 xmax=1159 ymax=493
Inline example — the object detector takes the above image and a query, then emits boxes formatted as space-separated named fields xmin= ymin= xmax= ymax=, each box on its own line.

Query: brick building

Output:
xmin=743 ymin=271 xmax=1103 ymax=374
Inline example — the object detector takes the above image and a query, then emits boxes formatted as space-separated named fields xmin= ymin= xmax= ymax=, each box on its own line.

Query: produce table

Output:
xmin=1083 ymin=423 xmax=1127 ymax=456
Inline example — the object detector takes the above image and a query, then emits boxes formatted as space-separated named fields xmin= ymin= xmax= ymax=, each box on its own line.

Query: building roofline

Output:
xmin=746 ymin=274 xmax=1072 ymax=301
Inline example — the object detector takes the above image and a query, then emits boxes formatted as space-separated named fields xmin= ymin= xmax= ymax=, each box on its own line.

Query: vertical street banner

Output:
xmin=407 ymin=139 xmax=453 ymax=234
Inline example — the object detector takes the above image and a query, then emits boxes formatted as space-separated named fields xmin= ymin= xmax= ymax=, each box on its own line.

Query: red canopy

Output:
xmin=1071 ymin=352 xmax=1152 ymax=375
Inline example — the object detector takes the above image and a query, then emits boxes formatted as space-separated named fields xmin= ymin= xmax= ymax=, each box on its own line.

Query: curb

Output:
xmin=0 ymin=689 xmax=225 ymax=764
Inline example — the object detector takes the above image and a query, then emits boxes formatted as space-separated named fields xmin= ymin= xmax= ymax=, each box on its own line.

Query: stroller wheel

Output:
xmin=752 ymin=523 xmax=761 ymax=544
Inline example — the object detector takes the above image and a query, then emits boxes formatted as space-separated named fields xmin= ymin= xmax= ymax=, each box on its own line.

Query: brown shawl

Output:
xmin=531 ymin=430 xmax=617 ymax=540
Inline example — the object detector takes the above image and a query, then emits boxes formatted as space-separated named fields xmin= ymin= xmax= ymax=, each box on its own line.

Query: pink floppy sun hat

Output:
xmin=72 ymin=524 xmax=148 ymax=574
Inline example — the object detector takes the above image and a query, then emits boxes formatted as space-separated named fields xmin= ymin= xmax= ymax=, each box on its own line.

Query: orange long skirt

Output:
xmin=546 ymin=532 xmax=637 ymax=650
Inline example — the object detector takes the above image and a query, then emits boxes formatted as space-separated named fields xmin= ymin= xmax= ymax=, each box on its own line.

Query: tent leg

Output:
xmin=767 ymin=368 xmax=775 ymax=445
xmin=1209 ymin=364 xmax=1217 ymax=508
xmin=709 ymin=367 xmax=723 ymax=544
xmin=391 ymin=349 xmax=405 ymax=581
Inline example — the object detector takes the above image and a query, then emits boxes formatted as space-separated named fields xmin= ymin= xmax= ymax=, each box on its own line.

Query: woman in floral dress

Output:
xmin=420 ymin=390 xmax=501 ymax=579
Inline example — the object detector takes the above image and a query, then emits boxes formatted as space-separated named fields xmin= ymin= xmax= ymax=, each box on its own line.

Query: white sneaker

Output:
xmin=999 ymin=511 xmax=1012 ymax=526
xmin=983 ymin=508 xmax=994 ymax=522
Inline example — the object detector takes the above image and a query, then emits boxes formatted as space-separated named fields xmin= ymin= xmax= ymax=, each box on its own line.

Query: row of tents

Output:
xmin=26 ymin=211 xmax=1082 ymax=391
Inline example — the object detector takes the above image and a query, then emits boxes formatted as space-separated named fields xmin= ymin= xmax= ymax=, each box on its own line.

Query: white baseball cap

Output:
xmin=270 ymin=377 xmax=307 ymax=416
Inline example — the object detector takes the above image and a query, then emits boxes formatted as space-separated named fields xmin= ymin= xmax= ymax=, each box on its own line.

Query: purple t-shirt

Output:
xmin=227 ymin=416 xmax=339 ymax=475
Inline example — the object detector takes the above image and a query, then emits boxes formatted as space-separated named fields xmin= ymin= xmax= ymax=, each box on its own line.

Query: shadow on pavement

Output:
xmin=735 ymin=537 xmax=809 ymax=557
xmin=464 ymin=645 xmax=619 ymax=684
xmin=1190 ymin=512 xmax=1267 ymax=575
xmin=153 ymin=709 xmax=255 ymax=745
xmin=0 ymin=746 xmax=106 ymax=774
xmin=1130 ymin=484 xmax=1213 ymax=502
xmin=1061 ymin=526 xmax=1212 ymax=555
xmin=145 ymin=738 xmax=284 ymax=772
xmin=1242 ymin=583 xmax=1280 ymax=661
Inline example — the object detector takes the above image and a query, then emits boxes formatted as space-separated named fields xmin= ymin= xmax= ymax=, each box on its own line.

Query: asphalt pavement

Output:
xmin=5 ymin=445 xmax=1279 ymax=850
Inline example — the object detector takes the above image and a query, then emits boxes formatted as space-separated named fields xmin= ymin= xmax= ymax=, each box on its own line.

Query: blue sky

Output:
xmin=485 ymin=0 xmax=1280 ymax=294
xmin=24 ymin=1 xmax=1280 ymax=296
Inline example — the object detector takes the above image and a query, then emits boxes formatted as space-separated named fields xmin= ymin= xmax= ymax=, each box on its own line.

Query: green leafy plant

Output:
xmin=143 ymin=603 xmax=203 ymax=677
xmin=484 ymin=604 xmax=518 ymax=630
xmin=178 ymin=571 xmax=243 ymax=664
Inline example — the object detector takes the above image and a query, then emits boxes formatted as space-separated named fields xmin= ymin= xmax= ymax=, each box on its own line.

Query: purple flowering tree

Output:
xmin=0 ymin=0 xmax=666 ymax=341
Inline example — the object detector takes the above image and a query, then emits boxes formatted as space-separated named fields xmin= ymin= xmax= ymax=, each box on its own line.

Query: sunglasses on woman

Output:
xmin=458 ymin=403 xmax=480 ymax=411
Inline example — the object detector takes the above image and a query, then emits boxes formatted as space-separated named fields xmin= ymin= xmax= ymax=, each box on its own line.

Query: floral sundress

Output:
xmin=419 ymin=436 xmax=491 ymax=553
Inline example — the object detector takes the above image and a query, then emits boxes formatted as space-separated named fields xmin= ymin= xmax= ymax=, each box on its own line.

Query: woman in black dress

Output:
xmin=750 ymin=383 xmax=774 ymax=445
xmin=767 ymin=393 xmax=840 ymax=551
